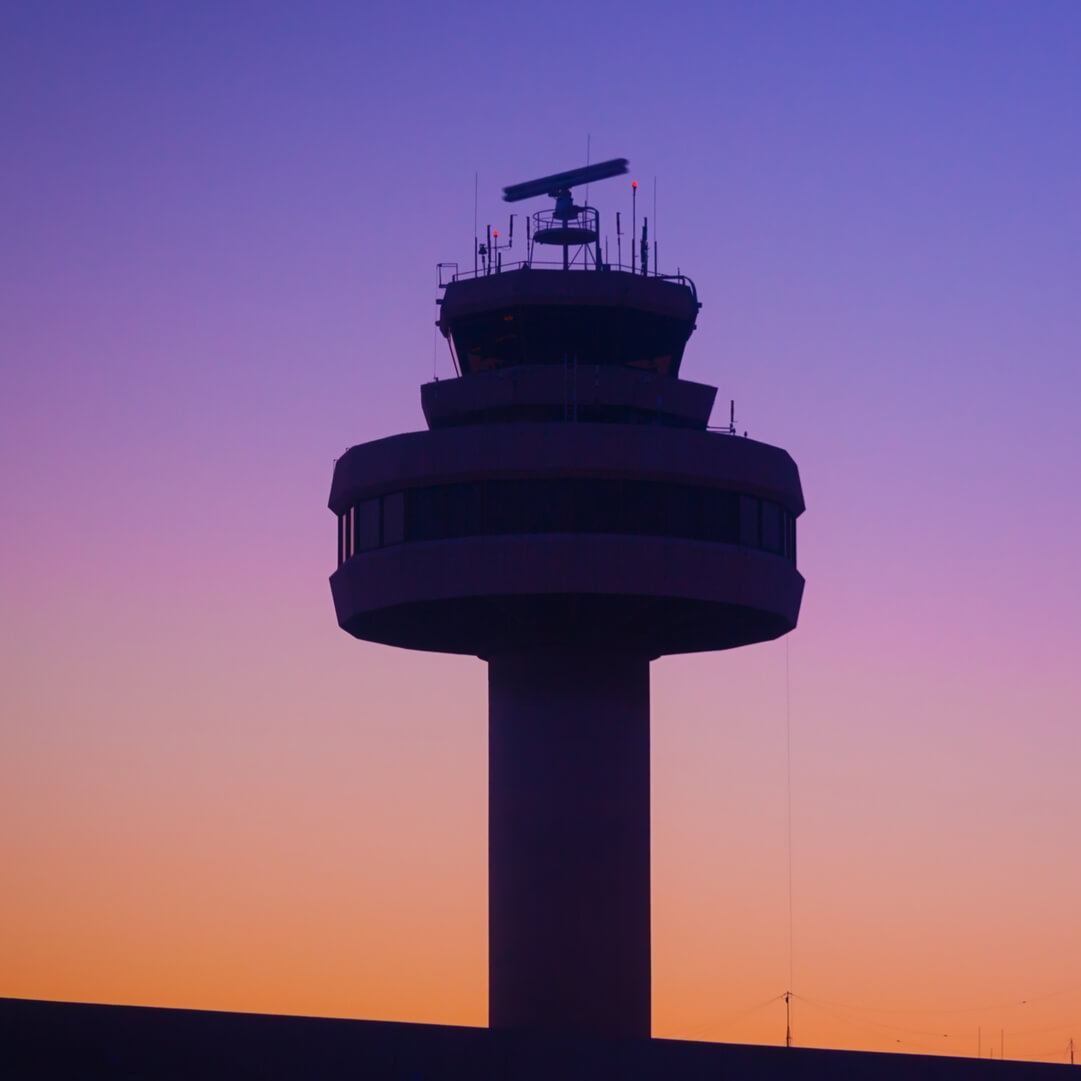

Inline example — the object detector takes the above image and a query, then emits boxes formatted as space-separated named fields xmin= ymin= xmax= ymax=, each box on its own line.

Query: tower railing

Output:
xmin=438 ymin=259 xmax=697 ymax=303
xmin=530 ymin=205 xmax=600 ymax=235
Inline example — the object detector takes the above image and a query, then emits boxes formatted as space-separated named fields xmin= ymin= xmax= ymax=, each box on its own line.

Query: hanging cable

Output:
xmin=792 ymin=986 xmax=1080 ymax=1017
xmin=785 ymin=636 xmax=795 ymax=1022
xmin=659 ymin=992 xmax=787 ymax=1040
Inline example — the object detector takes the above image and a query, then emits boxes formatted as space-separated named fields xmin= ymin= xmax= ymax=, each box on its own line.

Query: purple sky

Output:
xmin=2 ymin=1 xmax=1080 ymax=1060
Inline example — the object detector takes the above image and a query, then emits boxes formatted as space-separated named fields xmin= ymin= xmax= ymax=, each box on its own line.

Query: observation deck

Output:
xmin=329 ymin=422 xmax=803 ymax=659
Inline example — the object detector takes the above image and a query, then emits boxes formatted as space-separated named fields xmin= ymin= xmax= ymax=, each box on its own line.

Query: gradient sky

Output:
xmin=2 ymin=0 xmax=1080 ymax=1064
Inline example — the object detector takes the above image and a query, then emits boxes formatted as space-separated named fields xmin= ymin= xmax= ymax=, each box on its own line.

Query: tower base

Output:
xmin=488 ymin=647 xmax=651 ymax=1037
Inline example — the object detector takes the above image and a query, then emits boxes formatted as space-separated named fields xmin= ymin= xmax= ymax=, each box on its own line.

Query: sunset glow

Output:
xmin=2 ymin=1 xmax=1079 ymax=1065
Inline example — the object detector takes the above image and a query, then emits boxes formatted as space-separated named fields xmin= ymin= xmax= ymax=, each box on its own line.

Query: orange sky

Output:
xmin=3 ymin=636 xmax=1078 ymax=1064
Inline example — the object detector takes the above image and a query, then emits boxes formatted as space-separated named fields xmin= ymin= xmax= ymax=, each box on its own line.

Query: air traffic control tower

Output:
xmin=328 ymin=159 xmax=805 ymax=1040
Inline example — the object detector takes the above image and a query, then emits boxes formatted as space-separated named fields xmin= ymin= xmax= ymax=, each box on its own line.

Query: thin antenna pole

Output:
xmin=1068 ymin=1036 xmax=1074 ymax=1064
xmin=584 ymin=134 xmax=591 ymax=204
xmin=653 ymin=175 xmax=657 ymax=274
xmin=785 ymin=991 xmax=792 ymax=1048
xmin=631 ymin=182 xmax=637 ymax=274
xmin=786 ymin=636 xmax=795 ymax=1002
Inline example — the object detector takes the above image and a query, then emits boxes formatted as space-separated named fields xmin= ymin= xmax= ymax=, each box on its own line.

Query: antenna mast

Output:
xmin=653 ymin=176 xmax=658 ymax=275
xmin=584 ymin=134 xmax=591 ymax=204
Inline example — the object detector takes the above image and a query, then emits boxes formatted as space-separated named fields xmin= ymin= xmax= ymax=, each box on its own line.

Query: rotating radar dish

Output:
xmin=502 ymin=158 xmax=629 ymax=203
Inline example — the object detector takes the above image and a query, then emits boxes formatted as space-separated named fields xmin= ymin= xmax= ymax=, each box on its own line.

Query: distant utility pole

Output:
xmin=785 ymin=991 xmax=792 ymax=1049
xmin=1069 ymin=1037 xmax=1074 ymax=1065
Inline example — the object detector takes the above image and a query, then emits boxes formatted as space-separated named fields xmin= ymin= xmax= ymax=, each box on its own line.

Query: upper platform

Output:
xmin=421 ymin=364 xmax=717 ymax=430
xmin=438 ymin=266 xmax=700 ymax=377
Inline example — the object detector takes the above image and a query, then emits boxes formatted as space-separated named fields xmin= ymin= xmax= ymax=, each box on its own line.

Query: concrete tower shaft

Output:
xmin=330 ymin=197 xmax=805 ymax=1038
xmin=488 ymin=648 xmax=650 ymax=1036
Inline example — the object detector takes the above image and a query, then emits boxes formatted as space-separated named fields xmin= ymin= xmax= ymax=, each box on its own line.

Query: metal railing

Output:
xmin=437 ymin=259 xmax=697 ymax=303
xmin=531 ymin=205 xmax=600 ymax=237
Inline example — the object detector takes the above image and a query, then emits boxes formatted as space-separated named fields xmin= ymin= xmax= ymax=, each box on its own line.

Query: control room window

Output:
xmin=667 ymin=485 xmax=702 ymax=539
xmin=383 ymin=491 xmax=404 ymax=546
xmin=484 ymin=480 xmax=523 ymax=535
xmin=761 ymin=501 xmax=782 ymax=554
xmin=626 ymin=480 xmax=667 ymax=536
xmin=738 ymin=495 xmax=759 ymax=548
xmin=527 ymin=479 xmax=573 ymax=533
xmin=406 ymin=486 xmax=443 ymax=542
xmin=355 ymin=499 xmax=380 ymax=552
xmin=444 ymin=483 xmax=483 ymax=537
xmin=482 ymin=479 xmax=558 ymax=535
xmin=703 ymin=490 xmax=739 ymax=544
xmin=575 ymin=479 xmax=624 ymax=534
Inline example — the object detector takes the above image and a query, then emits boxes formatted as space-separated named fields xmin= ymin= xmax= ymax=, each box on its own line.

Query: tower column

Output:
xmin=487 ymin=647 xmax=651 ymax=1038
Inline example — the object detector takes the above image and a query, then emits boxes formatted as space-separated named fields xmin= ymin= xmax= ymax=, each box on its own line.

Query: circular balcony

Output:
xmin=329 ymin=423 xmax=804 ymax=659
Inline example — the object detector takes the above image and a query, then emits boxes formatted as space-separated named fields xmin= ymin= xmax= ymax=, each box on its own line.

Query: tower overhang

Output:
xmin=329 ymin=423 xmax=804 ymax=659
xmin=331 ymin=535 xmax=802 ymax=658
xmin=330 ymin=423 xmax=804 ymax=512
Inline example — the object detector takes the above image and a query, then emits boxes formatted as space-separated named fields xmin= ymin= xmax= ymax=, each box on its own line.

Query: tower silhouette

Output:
xmin=328 ymin=159 xmax=805 ymax=1039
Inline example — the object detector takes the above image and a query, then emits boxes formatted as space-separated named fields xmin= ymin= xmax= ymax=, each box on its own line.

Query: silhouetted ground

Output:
xmin=1 ymin=997 xmax=1072 ymax=1081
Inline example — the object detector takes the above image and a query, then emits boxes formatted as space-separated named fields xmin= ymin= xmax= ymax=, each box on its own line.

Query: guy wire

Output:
xmin=786 ymin=635 xmax=794 ymax=1000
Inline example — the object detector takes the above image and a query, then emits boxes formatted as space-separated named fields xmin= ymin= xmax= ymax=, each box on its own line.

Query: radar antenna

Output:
xmin=503 ymin=158 xmax=629 ymax=271
xmin=502 ymin=158 xmax=629 ymax=204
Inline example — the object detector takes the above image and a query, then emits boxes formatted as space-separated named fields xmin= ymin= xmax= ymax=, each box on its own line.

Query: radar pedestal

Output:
xmin=328 ymin=158 xmax=805 ymax=1039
